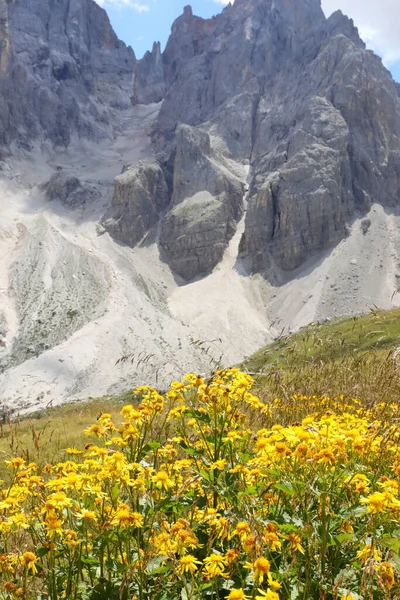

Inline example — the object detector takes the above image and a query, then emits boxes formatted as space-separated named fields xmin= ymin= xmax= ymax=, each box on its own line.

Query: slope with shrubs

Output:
xmin=1 ymin=311 xmax=400 ymax=598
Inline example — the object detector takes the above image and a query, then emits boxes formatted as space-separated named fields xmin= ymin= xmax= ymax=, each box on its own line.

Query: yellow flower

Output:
xmin=152 ymin=470 xmax=174 ymax=491
xmin=77 ymin=509 xmax=97 ymax=521
xmin=176 ymin=554 xmax=201 ymax=575
xmin=341 ymin=595 xmax=356 ymax=600
xmin=255 ymin=589 xmax=280 ymax=600
xmin=65 ymin=447 xmax=84 ymax=455
xmin=377 ymin=561 xmax=395 ymax=589
xmin=45 ymin=512 xmax=64 ymax=536
xmin=6 ymin=457 xmax=25 ymax=470
xmin=345 ymin=474 xmax=370 ymax=494
xmin=227 ymin=590 xmax=250 ymax=600
xmin=20 ymin=552 xmax=38 ymax=574
xmin=210 ymin=459 xmax=228 ymax=471
xmin=287 ymin=533 xmax=305 ymax=554
xmin=360 ymin=491 xmax=400 ymax=513
xmin=203 ymin=553 xmax=228 ymax=579
xmin=246 ymin=557 xmax=270 ymax=584
xmin=356 ymin=544 xmax=381 ymax=563
xmin=233 ymin=521 xmax=252 ymax=541
xmin=112 ymin=505 xmax=143 ymax=528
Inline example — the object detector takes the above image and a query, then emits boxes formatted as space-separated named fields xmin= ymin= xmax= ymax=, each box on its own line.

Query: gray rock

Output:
xmin=133 ymin=42 xmax=165 ymax=105
xmin=0 ymin=0 xmax=135 ymax=149
xmin=147 ymin=0 xmax=400 ymax=278
xmin=361 ymin=219 xmax=371 ymax=235
xmin=103 ymin=161 xmax=170 ymax=246
xmin=159 ymin=191 xmax=237 ymax=281
xmin=45 ymin=172 xmax=99 ymax=208
xmin=158 ymin=124 xmax=243 ymax=279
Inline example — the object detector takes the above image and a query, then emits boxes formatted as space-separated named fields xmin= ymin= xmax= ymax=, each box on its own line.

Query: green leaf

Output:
xmin=244 ymin=486 xmax=257 ymax=495
xmin=274 ymin=482 xmax=296 ymax=496
xmin=37 ymin=547 xmax=51 ymax=557
xmin=80 ymin=556 xmax=99 ymax=565
xmin=334 ymin=533 xmax=354 ymax=546
xmin=381 ymin=535 xmax=400 ymax=554
xmin=111 ymin=485 xmax=120 ymax=502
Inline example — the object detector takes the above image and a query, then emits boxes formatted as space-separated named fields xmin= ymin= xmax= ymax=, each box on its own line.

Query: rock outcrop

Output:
xmin=113 ymin=0 xmax=400 ymax=280
xmin=45 ymin=172 xmax=100 ymax=209
xmin=159 ymin=124 xmax=244 ymax=279
xmin=0 ymin=0 xmax=136 ymax=149
xmin=133 ymin=42 xmax=165 ymax=105
xmin=2 ymin=0 xmax=400 ymax=284
xmin=102 ymin=162 xmax=170 ymax=246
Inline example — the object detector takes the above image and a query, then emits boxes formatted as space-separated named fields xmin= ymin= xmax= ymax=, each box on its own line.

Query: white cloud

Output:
xmin=95 ymin=0 xmax=150 ymax=12
xmin=321 ymin=0 xmax=400 ymax=66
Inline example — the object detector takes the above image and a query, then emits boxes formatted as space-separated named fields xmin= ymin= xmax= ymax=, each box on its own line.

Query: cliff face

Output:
xmin=2 ymin=0 xmax=400 ymax=282
xmin=112 ymin=0 xmax=400 ymax=280
xmin=0 ymin=0 xmax=135 ymax=149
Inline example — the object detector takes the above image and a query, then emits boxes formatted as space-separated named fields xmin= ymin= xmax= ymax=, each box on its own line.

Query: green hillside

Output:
xmin=244 ymin=307 xmax=400 ymax=410
xmin=2 ymin=308 xmax=400 ymax=465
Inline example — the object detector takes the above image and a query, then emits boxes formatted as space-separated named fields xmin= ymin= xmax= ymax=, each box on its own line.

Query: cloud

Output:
xmin=321 ymin=0 xmax=400 ymax=66
xmin=95 ymin=0 xmax=150 ymax=12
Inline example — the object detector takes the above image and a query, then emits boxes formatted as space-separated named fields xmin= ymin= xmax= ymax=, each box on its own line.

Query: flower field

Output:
xmin=1 ymin=368 xmax=400 ymax=599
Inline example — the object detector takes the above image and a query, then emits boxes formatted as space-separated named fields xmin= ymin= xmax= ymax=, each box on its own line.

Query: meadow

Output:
xmin=1 ymin=310 xmax=400 ymax=599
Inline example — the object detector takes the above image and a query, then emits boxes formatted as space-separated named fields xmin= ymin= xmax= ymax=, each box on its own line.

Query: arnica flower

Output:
xmin=20 ymin=552 xmax=38 ymax=574
xmin=77 ymin=509 xmax=97 ymax=521
xmin=377 ymin=561 xmax=395 ymax=589
xmin=233 ymin=521 xmax=252 ymax=541
xmin=152 ymin=470 xmax=174 ymax=491
xmin=225 ymin=548 xmax=240 ymax=564
xmin=203 ymin=553 xmax=228 ymax=579
xmin=255 ymin=589 xmax=280 ymax=600
xmin=227 ymin=589 xmax=250 ymax=600
xmin=176 ymin=554 xmax=201 ymax=575
xmin=359 ymin=491 xmax=399 ymax=514
xmin=341 ymin=595 xmax=356 ymax=600
xmin=7 ymin=457 xmax=25 ymax=470
xmin=356 ymin=544 xmax=381 ymax=563
xmin=246 ymin=557 xmax=271 ymax=584
xmin=287 ymin=533 xmax=305 ymax=554
xmin=112 ymin=505 xmax=143 ymax=528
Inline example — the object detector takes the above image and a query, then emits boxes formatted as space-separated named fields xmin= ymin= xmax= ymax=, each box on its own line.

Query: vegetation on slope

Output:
xmin=245 ymin=307 xmax=400 ymax=412
xmin=1 ymin=369 xmax=400 ymax=599
xmin=1 ymin=310 xmax=400 ymax=598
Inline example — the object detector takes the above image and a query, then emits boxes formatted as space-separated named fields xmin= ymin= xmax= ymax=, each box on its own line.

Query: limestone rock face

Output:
xmin=0 ymin=0 xmax=135 ymax=149
xmin=102 ymin=162 xmax=170 ymax=246
xmin=126 ymin=0 xmax=400 ymax=279
xmin=133 ymin=42 xmax=165 ymax=105
xmin=3 ymin=0 xmax=400 ymax=283
xmin=159 ymin=124 xmax=244 ymax=279
xmin=45 ymin=172 xmax=100 ymax=209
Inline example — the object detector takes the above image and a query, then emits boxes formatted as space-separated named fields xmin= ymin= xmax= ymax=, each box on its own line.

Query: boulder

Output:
xmin=103 ymin=162 xmax=170 ymax=246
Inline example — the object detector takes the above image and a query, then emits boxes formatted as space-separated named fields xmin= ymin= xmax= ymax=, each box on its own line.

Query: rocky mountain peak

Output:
xmin=0 ymin=0 xmax=136 ymax=149
xmin=105 ymin=0 xmax=400 ymax=282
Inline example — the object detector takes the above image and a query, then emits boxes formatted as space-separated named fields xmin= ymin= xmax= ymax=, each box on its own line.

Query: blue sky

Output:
xmin=95 ymin=0 xmax=400 ymax=82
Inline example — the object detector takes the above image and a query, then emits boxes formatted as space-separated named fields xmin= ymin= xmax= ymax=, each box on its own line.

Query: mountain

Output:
xmin=0 ymin=0 xmax=135 ymax=149
xmin=108 ymin=0 xmax=400 ymax=280
xmin=1 ymin=0 xmax=400 ymax=412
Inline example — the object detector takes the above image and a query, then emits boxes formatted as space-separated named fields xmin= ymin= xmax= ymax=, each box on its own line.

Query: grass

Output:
xmin=2 ymin=307 xmax=400 ymax=465
xmin=0 ymin=392 xmax=132 ymax=469
xmin=243 ymin=307 xmax=400 ymax=413
xmin=2 ymin=311 xmax=400 ymax=598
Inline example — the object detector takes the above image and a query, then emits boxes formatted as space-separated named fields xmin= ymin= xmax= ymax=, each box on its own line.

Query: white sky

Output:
xmin=321 ymin=0 xmax=400 ymax=66
xmin=95 ymin=0 xmax=400 ymax=69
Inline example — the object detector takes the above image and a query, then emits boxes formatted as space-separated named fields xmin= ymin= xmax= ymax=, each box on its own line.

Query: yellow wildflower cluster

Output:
xmin=0 ymin=369 xmax=399 ymax=598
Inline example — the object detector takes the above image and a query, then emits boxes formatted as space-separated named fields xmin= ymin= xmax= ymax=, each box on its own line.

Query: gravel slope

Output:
xmin=0 ymin=105 xmax=399 ymax=414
